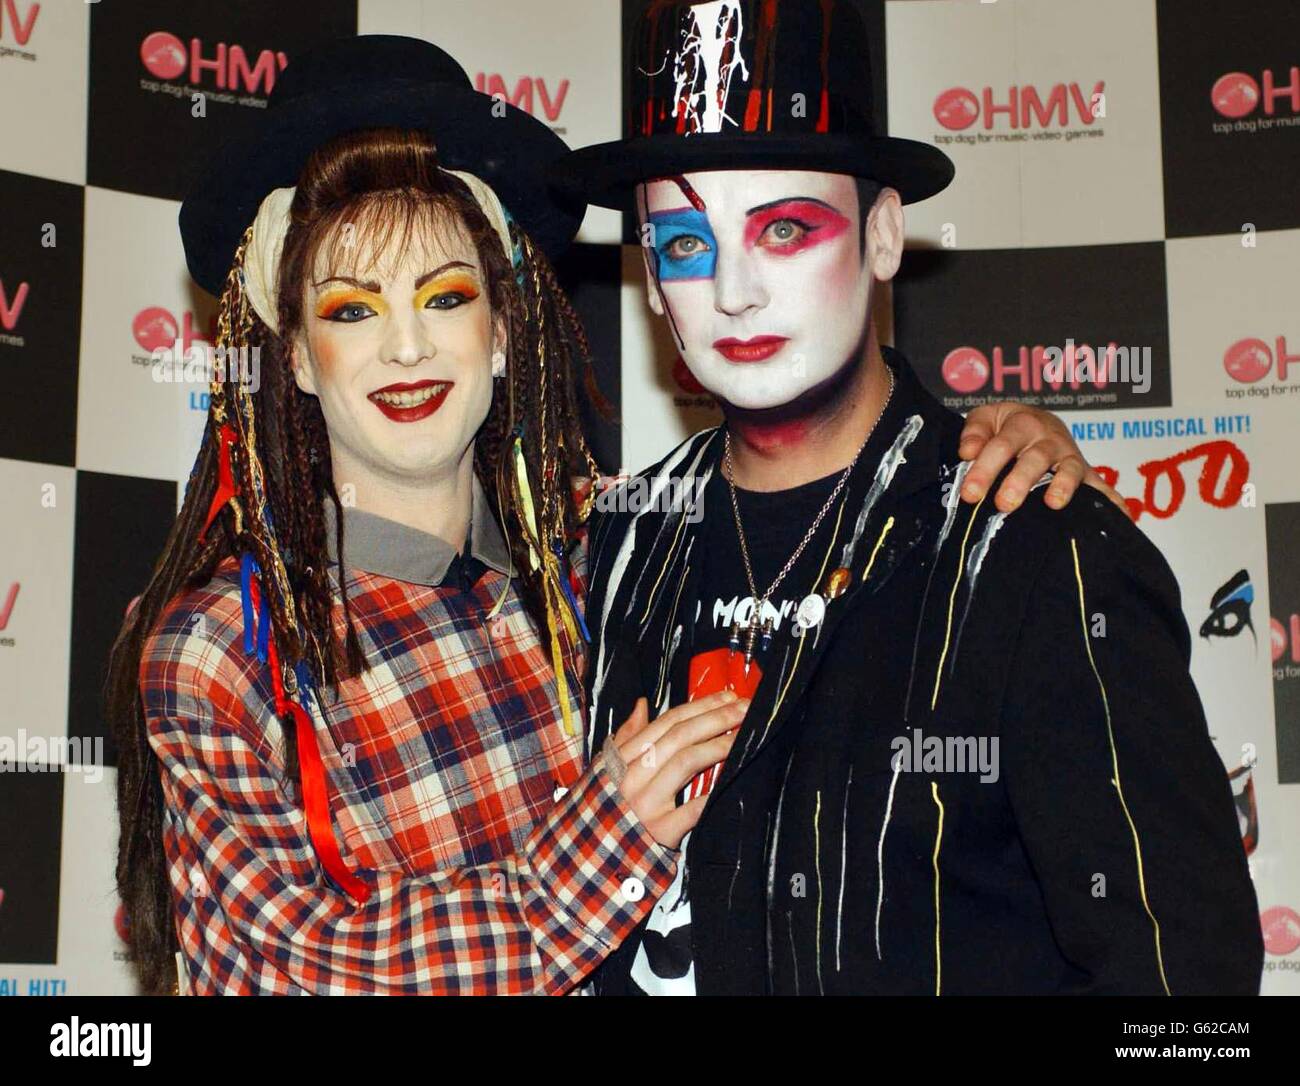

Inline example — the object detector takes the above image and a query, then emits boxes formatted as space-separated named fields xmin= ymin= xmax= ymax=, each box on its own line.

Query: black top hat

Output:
xmin=179 ymin=34 xmax=583 ymax=299
xmin=553 ymin=0 xmax=954 ymax=210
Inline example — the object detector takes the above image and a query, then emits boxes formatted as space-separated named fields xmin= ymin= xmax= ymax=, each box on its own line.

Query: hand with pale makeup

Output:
xmin=610 ymin=691 xmax=746 ymax=849
xmin=956 ymin=403 xmax=1129 ymax=517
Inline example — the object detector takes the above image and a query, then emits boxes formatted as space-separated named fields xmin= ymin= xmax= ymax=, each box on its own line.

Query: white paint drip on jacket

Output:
xmin=938 ymin=461 xmax=974 ymax=551
xmin=902 ymin=460 xmax=975 ymax=722
xmin=657 ymin=626 xmax=683 ymax=717
xmin=589 ymin=430 xmax=716 ymax=749
xmin=766 ymin=751 xmax=797 ymax=978
xmin=835 ymin=766 xmax=853 ymax=972
xmin=949 ymin=472 xmax=1055 ymax=669
xmin=840 ymin=415 xmax=924 ymax=572
xmin=875 ymin=756 xmax=905 ymax=960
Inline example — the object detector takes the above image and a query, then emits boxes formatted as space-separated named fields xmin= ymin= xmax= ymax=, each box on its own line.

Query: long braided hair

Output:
xmin=105 ymin=127 xmax=599 ymax=993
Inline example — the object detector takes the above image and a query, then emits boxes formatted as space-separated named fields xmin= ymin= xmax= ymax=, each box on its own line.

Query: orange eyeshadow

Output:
xmin=315 ymin=290 xmax=386 ymax=319
xmin=414 ymin=274 xmax=481 ymax=308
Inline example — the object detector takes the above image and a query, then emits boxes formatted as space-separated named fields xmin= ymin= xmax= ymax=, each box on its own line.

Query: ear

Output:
xmin=491 ymin=315 xmax=508 ymax=358
xmin=864 ymin=187 xmax=905 ymax=285
xmin=289 ymin=335 xmax=317 ymax=397
xmin=634 ymin=185 xmax=666 ymax=317
xmin=640 ymin=242 xmax=666 ymax=317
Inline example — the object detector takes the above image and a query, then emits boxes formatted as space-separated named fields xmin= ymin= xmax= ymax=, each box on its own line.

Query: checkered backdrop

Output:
xmin=1 ymin=0 xmax=1296 ymax=995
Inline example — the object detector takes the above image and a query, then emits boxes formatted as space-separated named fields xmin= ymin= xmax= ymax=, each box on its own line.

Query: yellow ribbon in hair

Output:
xmin=543 ymin=550 xmax=580 ymax=738
xmin=511 ymin=435 xmax=543 ymax=574
xmin=510 ymin=431 xmax=580 ymax=736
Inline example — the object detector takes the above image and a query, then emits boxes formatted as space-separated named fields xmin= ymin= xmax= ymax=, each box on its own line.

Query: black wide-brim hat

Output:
xmin=552 ymin=0 xmax=955 ymax=211
xmin=179 ymin=34 xmax=584 ymax=299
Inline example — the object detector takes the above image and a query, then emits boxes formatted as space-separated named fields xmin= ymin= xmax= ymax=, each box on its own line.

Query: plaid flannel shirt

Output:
xmin=138 ymin=485 xmax=676 ymax=994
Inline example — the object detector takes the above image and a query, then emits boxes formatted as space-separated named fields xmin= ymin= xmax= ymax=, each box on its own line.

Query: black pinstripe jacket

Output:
xmin=581 ymin=348 xmax=1262 ymax=996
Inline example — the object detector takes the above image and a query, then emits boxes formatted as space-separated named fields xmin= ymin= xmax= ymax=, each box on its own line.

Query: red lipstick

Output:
xmin=713 ymin=335 xmax=789 ymax=363
xmin=367 ymin=379 xmax=453 ymax=422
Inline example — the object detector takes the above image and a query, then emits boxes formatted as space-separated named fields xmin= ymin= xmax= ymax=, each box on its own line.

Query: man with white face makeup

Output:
xmin=641 ymin=169 xmax=875 ymax=414
xmin=556 ymin=0 xmax=1262 ymax=995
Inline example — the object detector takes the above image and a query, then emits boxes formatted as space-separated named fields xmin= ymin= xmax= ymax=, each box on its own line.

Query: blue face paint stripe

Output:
xmin=648 ymin=207 xmax=717 ymax=281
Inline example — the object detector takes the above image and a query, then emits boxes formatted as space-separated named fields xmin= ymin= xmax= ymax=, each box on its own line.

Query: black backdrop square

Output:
xmin=1157 ymin=0 xmax=1300 ymax=237
xmin=87 ymin=0 xmax=357 ymax=202
xmin=67 ymin=471 xmax=179 ymax=765
xmin=555 ymin=242 xmax=623 ymax=473
xmin=0 ymin=770 xmax=63 ymax=964
xmin=1267 ymin=501 xmax=1300 ymax=784
xmin=893 ymin=242 xmax=1173 ymax=412
xmin=0 ymin=170 xmax=83 ymax=468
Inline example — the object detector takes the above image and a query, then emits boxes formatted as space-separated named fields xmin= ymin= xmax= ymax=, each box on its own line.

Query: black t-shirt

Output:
xmin=623 ymin=464 xmax=845 ymax=995
xmin=691 ymin=468 xmax=842 ymax=658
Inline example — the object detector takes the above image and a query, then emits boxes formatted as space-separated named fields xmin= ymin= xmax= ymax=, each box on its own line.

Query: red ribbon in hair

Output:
xmin=248 ymin=575 xmax=372 ymax=904
xmin=199 ymin=424 xmax=240 ymax=542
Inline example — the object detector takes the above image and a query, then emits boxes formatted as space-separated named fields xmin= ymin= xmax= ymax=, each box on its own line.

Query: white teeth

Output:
xmin=372 ymin=383 xmax=446 ymax=407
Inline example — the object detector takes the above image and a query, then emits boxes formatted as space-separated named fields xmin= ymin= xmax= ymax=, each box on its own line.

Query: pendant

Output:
xmin=823 ymin=567 xmax=853 ymax=600
xmin=795 ymin=593 xmax=827 ymax=630
xmin=730 ymin=612 xmax=775 ymax=666
xmin=742 ymin=618 xmax=760 ymax=664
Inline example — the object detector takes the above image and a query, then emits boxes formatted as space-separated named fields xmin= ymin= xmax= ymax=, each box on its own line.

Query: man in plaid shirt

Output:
xmin=139 ymin=477 xmax=744 ymax=994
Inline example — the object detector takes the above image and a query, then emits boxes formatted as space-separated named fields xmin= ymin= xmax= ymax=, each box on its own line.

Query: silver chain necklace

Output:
xmin=723 ymin=367 xmax=895 ymax=663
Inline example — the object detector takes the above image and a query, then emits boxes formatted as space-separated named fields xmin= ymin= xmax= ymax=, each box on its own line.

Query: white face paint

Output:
xmin=292 ymin=211 xmax=499 ymax=492
xmin=640 ymin=169 xmax=873 ymax=411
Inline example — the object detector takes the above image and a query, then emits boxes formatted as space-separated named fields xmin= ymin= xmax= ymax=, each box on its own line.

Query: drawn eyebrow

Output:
xmin=312 ymin=261 xmax=476 ymax=291
xmin=414 ymin=262 xmax=476 ymax=289
xmin=745 ymin=196 xmax=838 ymax=216
xmin=312 ymin=274 xmax=380 ymax=291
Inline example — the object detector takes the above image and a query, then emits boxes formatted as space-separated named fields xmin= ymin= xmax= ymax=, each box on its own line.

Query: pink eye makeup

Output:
xmin=743 ymin=198 xmax=852 ymax=254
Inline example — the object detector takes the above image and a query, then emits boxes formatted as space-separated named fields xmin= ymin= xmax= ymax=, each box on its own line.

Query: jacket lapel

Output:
xmin=586 ymin=429 xmax=720 ymax=751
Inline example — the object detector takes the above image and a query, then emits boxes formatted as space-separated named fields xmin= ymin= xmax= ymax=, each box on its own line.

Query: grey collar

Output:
xmin=322 ymin=475 xmax=512 ymax=587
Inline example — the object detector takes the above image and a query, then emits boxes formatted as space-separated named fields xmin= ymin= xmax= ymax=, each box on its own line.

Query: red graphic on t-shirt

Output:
xmin=684 ymin=647 xmax=762 ymax=800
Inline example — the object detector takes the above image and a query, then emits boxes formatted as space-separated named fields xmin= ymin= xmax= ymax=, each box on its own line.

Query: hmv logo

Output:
xmin=139 ymin=31 xmax=288 ymax=95
xmin=132 ymin=307 xmax=213 ymax=357
xmin=0 ymin=0 xmax=38 ymax=47
xmin=933 ymin=82 xmax=1104 ymax=130
xmin=1212 ymin=68 xmax=1300 ymax=119
xmin=0 ymin=278 xmax=29 ymax=332
xmin=0 ymin=583 xmax=18 ymax=633
xmin=942 ymin=343 xmax=1151 ymax=396
xmin=1273 ymin=613 xmax=1300 ymax=665
xmin=474 ymin=73 xmax=570 ymax=123
xmin=1224 ymin=336 xmax=1300 ymax=385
